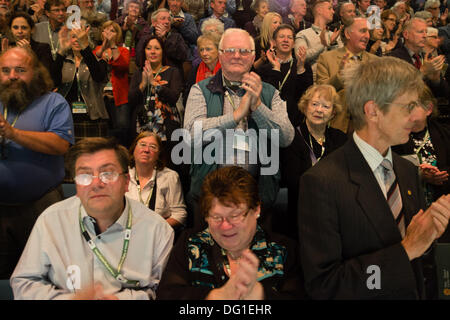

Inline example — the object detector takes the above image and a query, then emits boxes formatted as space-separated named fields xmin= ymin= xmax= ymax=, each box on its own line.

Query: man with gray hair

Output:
xmin=184 ymin=28 xmax=294 ymax=229
xmin=425 ymin=0 xmax=448 ymax=27
xmin=135 ymin=8 xmax=188 ymax=74
xmin=389 ymin=17 xmax=449 ymax=102
xmin=299 ymin=56 xmax=450 ymax=299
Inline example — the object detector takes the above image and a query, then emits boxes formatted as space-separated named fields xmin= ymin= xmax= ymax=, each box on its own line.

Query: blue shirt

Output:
xmin=0 ymin=92 xmax=74 ymax=203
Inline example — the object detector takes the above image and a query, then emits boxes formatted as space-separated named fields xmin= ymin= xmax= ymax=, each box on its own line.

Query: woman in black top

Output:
xmin=280 ymin=84 xmax=347 ymax=240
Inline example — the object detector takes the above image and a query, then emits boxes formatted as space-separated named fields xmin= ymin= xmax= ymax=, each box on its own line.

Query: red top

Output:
xmin=94 ymin=46 xmax=130 ymax=106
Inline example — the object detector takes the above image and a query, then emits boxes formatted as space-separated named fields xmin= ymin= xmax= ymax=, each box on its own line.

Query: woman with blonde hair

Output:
xmin=253 ymin=11 xmax=282 ymax=69
xmin=280 ymin=84 xmax=347 ymax=239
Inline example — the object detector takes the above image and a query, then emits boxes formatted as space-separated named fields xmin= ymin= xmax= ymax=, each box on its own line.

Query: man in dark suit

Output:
xmin=298 ymin=56 xmax=450 ymax=299
xmin=388 ymin=17 xmax=449 ymax=101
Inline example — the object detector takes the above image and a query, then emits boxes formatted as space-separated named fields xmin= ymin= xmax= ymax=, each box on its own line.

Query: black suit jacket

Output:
xmin=388 ymin=46 xmax=450 ymax=100
xmin=298 ymin=138 xmax=427 ymax=299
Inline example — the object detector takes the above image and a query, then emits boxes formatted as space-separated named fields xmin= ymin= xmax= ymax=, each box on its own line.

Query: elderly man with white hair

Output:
xmin=184 ymin=28 xmax=294 ymax=229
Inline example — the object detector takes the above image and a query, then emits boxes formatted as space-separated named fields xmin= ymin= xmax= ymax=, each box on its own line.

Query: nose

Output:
xmin=219 ymin=219 xmax=234 ymax=230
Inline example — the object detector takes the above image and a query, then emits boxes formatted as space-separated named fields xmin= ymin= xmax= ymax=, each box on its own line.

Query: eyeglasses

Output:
xmin=429 ymin=6 xmax=439 ymax=10
xmin=137 ymin=141 xmax=159 ymax=151
xmin=310 ymin=101 xmax=332 ymax=110
xmin=74 ymin=171 xmax=125 ymax=186
xmin=208 ymin=208 xmax=251 ymax=226
xmin=387 ymin=100 xmax=425 ymax=113
xmin=219 ymin=48 xmax=255 ymax=57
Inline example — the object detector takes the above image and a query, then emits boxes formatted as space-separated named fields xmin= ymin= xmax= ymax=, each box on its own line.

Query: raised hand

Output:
xmin=265 ymin=46 xmax=280 ymax=71
xmin=241 ymin=72 xmax=262 ymax=111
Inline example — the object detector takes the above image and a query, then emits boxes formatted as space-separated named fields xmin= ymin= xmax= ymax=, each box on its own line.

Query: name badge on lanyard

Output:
xmin=233 ymin=132 xmax=250 ymax=152
xmin=72 ymin=101 xmax=87 ymax=114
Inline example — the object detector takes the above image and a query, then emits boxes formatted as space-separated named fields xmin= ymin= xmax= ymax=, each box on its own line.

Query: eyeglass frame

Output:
xmin=207 ymin=207 xmax=253 ymax=226
xmin=384 ymin=100 xmax=426 ymax=113
xmin=74 ymin=171 xmax=127 ymax=186
xmin=137 ymin=141 xmax=159 ymax=151
xmin=219 ymin=48 xmax=255 ymax=57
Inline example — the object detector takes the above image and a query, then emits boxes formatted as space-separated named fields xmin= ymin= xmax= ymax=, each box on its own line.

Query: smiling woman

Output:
xmin=156 ymin=166 xmax=305 ymax=300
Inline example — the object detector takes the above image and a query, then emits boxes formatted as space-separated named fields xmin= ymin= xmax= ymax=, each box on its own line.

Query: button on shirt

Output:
xmin=11 ymin=196 xmax=174 ymax=300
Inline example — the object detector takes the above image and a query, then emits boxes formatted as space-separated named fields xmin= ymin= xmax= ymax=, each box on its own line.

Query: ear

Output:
xmin=124 ymin=173 xmax=130 ymax=193
xmin=344 ymin=28 xmax=351 ymax=41
xmin=255 ymin=205 xmax=261 ymax=218
xmin=363 ymin=100 xmax=379 ymax=122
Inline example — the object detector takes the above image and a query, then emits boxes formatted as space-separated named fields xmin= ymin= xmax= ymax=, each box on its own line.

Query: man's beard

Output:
xmin=0 ymin=79 xmax=41 ymax=113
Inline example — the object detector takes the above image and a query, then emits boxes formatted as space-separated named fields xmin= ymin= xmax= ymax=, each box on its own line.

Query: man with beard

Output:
xmin=78 ymin=0 xmax=107 ymax=45
xmin=0 ymin=47 xmax=74 ymax=279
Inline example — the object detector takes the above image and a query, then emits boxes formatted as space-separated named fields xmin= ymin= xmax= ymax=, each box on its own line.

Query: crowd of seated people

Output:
xmin=1 ymin=0 xmax=450 ymax=301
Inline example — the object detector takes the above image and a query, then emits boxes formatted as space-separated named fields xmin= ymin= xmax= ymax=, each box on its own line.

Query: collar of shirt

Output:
xmin=345 ymin=47 xmax=363 ymax=60
xmin=353 ymin=131 xmax=393 ymax=173
xmin=405 ymin=45 xmax=422 ymax=61
xmin=80 ymin=197 xmax=129 ymax=233
xmin=311 ymin=24 xmax=323 ymax=35
xmin=277 ymin=55 xmax=293 ymax=64
xmin=128 ymin=166 xmax=157 ymax=189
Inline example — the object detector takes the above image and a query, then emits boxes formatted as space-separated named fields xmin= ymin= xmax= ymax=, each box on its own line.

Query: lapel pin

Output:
xmin=407 ymin=190 xmax=412 ymax=196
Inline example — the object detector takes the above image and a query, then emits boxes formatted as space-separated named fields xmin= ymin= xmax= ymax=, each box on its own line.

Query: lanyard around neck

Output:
xmin=47 ymin=22 xmax=59 ymax=57
xmin=3 ymin=107 xmax=20 ymax=128
xmin=278 ymin=58 xmax=293 ymax=91
xmin=78 ymin=204 xmax=140 ymax=286
xmin=136 ymin=169 xmax=156 ymax=207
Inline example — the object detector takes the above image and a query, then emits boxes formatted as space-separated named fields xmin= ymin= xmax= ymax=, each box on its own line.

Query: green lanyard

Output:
xmin=47 ymin=22 xmax=59 ymax=59
xmin=78 ymin=204 xmax=140 ymax=286
xmin=3 ymin=107 xmax=20 ymax=128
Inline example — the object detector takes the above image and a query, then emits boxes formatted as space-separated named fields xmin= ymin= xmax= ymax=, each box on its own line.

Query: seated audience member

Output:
xmin=126 ymin=131 xmax=187 ymax=231
xmin=232 ymin=0 xmax=256 ymax=30
xmin=3 ymin=12 xmax=53 ymax=77
xmin=183 ymin=28 xmax=294 ymax=229
xmin=156 ymin=166 xmax=305 ymax=300
xmin=184 ymin=33 xmax=221 ymax=106
xmin=0 ymin=46 xmax=74 ymax=278
xmin=355 ymin=0 xmax=370 ymax=17
xmin=256 ymin=24 xmax=313 ymax=126
xmin=388 ymin=18 xmax=449 ymax=104
xmin=78 ymin=0 xmax=108 ymax=46
xmin=337 ymin=1 xmax=356 ymax=25
xmin=115 ymin=0 xmax=148 ymax=61
xmin=11 ymin=137 xmax=174 ymax=299
xmin=425 ymin=0 xmax=448 ymax=28
xmin=32 ymin=0 xmax=66 ymax=61
xmin=244 ymin=0 xmax=268 ymax=38
xmin=128 ymin=35 xmax=182 ymax=149
xmin=316 ymin=17 xmax=376 ymax=132
xmin=424 ymin=26 xmax=443 ymax=57
xmin=200 ymin=16 xmax=225 ymax=36
xmin=206 ymin=0 xmax=236 ymax=18
xmin=286 ymin=0 xmax=311 ymax=34
xmin=168 ymin=0 xmax=198 ymax=53
xmin=393 ymin=86 xmax=449 ymax=208
xmin=198 ymin=0 xmax=236 ymax=33
xmin=366 ymin=24 xmax=385 ymax=56
xmin=295 ymin=0 xmax=341 ymax=79
xmin=281 ymin=84 xmax=347 ymax=239
xmin=392 ymin=1 xmax=411 ymax=24
xmin=253 ymin=11 xmax=282 ymax=69
xmin=135 ymin=8 xmax=188 ymax=76
xmin=54 ymin=24 xmax=109 ymax=141
xmin=380 ymin=9 xmax=402 ymax=53
xmin=299 ymin=56 xmax=450 ymax=299
xmin=415 ymin=10 xmax=434 ymax=27
xmin=93 ymin=20 xmax=130 ymax=147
